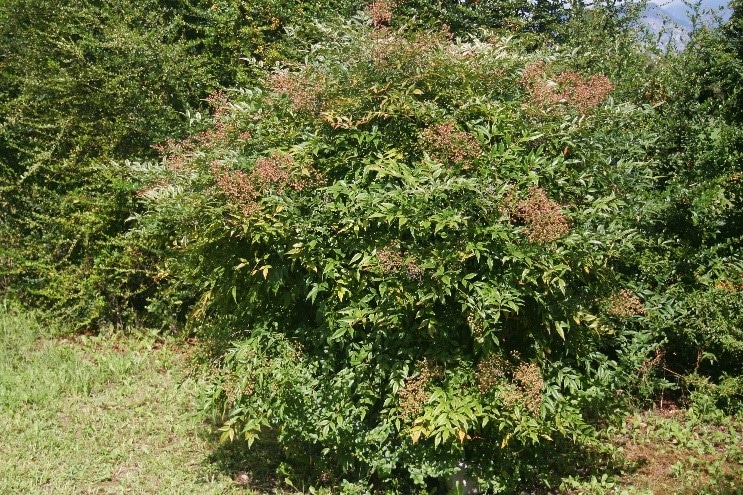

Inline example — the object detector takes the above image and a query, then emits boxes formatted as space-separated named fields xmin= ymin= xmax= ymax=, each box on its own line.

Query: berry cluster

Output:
xmin=476 ymin=355 xmax=507 ymax=394
xmin=420 ymin=122 xmax=480 ymax=168
xmin=505 ymin=187 xmax=569 ymax=243
xmin=607 ymin=289 xmax=647 ymax=318
xmin=377 ymin=244 xmax=423 ymax=280
xmin=212 ymin=163 xmax=260 ymax=218
xmin=365 ymin=0 xmax=394 ymax=28
xmin=398 ymin=358 xmax=441 ymax=420
xmin=269 ymin=70 xmax=325 ymax=113
xmin=478 ymin=354 xmax=544 ymax=417
xmin=212 ymin=153 xmax=321 ymax=218
xmin=521 ymin=61 xmax=613 ymax=113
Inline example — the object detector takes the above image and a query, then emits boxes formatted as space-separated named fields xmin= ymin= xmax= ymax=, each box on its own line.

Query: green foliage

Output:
xmin=0 ymin=0 xmax=631 ymax=331
xmin=4 ymin=0 xmax=576 ymax=328
xmin=392 ymin=0 xmax=637 ymax=44
xmin=0 ymin=0 xmax=376 ymax=327
xmin=0 ymin=0 xmax=219 ymax=326
xmin=128 ymin=18 xmax=677 ymax=491
xmin=621 ymin=17 xmax=743 ymax=406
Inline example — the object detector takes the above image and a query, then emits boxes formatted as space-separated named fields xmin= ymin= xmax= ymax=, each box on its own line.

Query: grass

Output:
xmin=0 ymin=303 xmax=256 ymax=494
xmin=611 ymin=407 xmax=743 ymax=494
xmin=561 ymin=406 xmax=743 ymax=495
xmin=1 ymin=303 xmax=741 ymax=495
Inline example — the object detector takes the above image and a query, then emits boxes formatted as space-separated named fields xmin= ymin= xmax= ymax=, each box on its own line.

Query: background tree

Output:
xmin=0 ymin=0 xmax=359 ymax=326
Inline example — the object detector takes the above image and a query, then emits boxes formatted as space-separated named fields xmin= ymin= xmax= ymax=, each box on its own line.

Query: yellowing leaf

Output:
xmin=411 ymin=428 xmax=422 ymax=444
xmin=501 ymin=433 xmax=512 ymax=449
xmin=220 ymin=427 xmax=235 ymax=443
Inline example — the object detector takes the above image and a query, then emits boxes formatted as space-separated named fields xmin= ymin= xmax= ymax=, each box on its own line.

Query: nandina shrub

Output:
xmin=138 ymin=19 xmax=662 ymax=492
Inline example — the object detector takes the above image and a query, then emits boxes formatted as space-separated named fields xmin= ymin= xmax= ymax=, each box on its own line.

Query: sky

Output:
xmin=651 ymin=0 xmax=732 ymax=24
xmin=641 ymin=0 xmax=732 ymax=46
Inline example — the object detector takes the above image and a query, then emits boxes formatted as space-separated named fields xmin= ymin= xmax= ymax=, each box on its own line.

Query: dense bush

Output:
xmin=0 ymin=0 xmax=219 ymax=326
xmin=0 ymin=0 xmax=361 ymax=327
xmin=130 ymin=16 xmax=677 ymax=490
xmin=626 ymin=15 xmax=743 ymax=410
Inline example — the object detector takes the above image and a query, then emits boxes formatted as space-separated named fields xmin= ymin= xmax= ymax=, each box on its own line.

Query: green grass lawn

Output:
xmin=1 ymin=303 xmax=741 ymax=495
xmin=0 ymin=304 xmax=258 ymax=494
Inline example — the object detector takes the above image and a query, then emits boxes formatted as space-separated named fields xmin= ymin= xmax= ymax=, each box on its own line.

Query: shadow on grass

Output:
xmin=198 ymin=412 xmax=743 ymax=494
xmin=512 ymin=439 xmax=630 ymax=495
xmin=202 ymin=429 xmax=635 ymax=495
xmin=202 ymin=427 xmax=331 ymax=493
xmin=204 ymin=429 xmax=287 ymax=492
